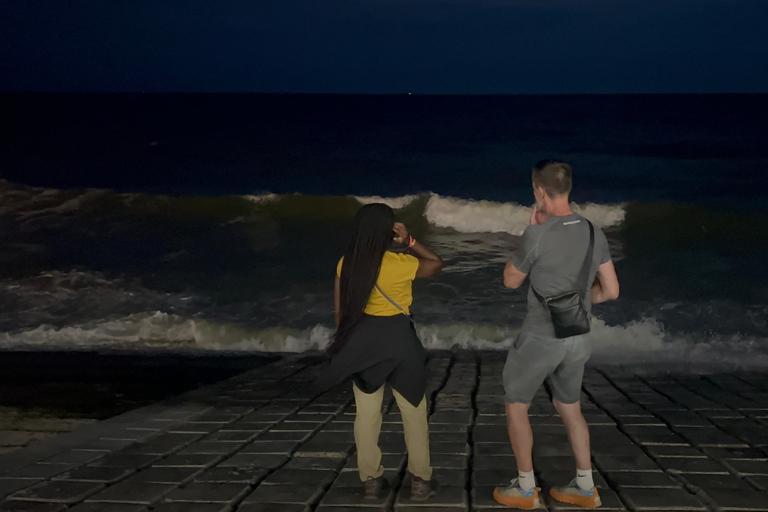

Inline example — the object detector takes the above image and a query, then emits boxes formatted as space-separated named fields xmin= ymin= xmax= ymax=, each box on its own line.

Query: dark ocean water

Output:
xmin=1 ymin=94 xmax=767 ymax=366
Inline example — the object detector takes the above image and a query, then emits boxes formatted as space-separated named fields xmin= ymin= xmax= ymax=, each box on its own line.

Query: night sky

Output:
xmin=1 ymin=0 xmax=767 ymax=94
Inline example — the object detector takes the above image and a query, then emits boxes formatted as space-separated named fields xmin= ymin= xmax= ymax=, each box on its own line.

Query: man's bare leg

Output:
xmin=553 ymin=399 xmax=591 ymax=471
xmin=505 ymin=402 xmax=534 ymax=471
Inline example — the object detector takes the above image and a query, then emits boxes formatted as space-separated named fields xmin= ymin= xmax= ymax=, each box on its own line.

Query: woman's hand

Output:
xmin=393 ymin=222 xmax=409 ymax=244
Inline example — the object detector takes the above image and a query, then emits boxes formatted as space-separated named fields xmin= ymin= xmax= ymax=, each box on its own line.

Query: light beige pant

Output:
xmin=352 ymin=382 xmax=433 ymax=482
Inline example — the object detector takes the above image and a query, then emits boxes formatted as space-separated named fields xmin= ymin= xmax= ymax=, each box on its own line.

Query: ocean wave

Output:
xmin=424 ymin=194 xmax=626 ymax=235
xmin=3 ymin=313 xmax=768 ymax=369
xmin=354 ymin=194 xmax=420 ymax=209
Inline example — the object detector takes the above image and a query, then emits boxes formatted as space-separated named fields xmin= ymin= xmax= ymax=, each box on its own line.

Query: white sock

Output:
xmin=518 ymin=470 xmax=536 ymax=492
xmin=576 ymin=469 xmax=594 ymax=490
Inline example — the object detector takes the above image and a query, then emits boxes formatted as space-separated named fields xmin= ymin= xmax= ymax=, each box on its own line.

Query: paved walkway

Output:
xmin=1 ymin=351 xmax=768 ymax=512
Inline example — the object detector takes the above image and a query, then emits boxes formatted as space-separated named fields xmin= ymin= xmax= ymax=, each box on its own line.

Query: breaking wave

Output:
xmin=2 ymin=313 xmax=768 ymax=370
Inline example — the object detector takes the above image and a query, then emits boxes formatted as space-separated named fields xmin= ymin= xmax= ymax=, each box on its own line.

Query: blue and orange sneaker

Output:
xmin=493 ymin=478 xmax=542 ymax=510
xmin=549 ymin=479 xmax=602 ymax=508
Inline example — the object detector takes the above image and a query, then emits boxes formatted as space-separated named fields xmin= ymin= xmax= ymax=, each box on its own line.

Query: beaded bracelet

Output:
xmin=408 ymin=235 xmax=416 ymax=248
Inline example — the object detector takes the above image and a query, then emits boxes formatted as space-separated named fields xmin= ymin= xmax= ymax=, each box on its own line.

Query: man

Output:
xmin=494 ymin=160 xmax=619 ymax=509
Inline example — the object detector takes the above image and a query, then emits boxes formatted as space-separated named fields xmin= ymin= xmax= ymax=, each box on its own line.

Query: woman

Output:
xmin=323 ymin=203 xmax=444 ymax=501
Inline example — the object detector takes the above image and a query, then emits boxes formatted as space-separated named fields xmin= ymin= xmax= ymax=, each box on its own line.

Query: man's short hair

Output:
xmin=532 ymin=159 xmax=572 ymax=197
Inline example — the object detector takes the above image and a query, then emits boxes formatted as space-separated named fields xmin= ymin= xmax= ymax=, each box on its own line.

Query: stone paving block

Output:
xmin=474 ymin=444 xmax=514 ymax=457
xmin=430 ymin=433 xmax=467 ymax=443
xmin=295 ymin=441 xmax=354 ymax=457
xmin=330 ymin=471 xmax=395 ymax=488
xmin=286 ymin=457 xmax=346 ymax=472
xmin=269 ymin=422 xmax=319 ymax=432
xmin=308 ymin=432 xmax=355 ymax=444
xmin=193 ymin=467 xmax=265 ymax=484
xmin=164 ymin=483 xmax=251 ymax=503
xmin=341 ymin=454 xmax=403 ymax=472
xmin=319 ymin=485 xmax=393 ymax=507
xmin=723 ymin=459 xmax=768 ymax=475
xmin=3 ymin=464 xmax=76 ymax=480
xmin=427 ymin=469 xmax=467 ymax=488
xmin=219 ymin=423 xmax=273 ymax=433
xmin=605 ymin=470 xmax=684 ymax=488
xmin=472 ymin=457 xmax=516 ymax=471
xmin=430 ymin=455 xmax=467 ymax=470
xmin=657 ymin=457 xmax=729 ymax=474
xmin=536 ymin=470 xmax=608 ymax=490
xmin=429 ymin=443 xmax=469 ymax=455
xmin=10 ymin=480 xmax=106 ymax=503
xmin=153 ymin=454 xmax=224 ymax=468
xmin=593 ymin=455 xmax=662 ymax=472
xmin=169 ymin=424 xmax=222 ymax=435
xmin=0 ymin=480 xmax=40 ymax=500
xmin=178 ymin=442 xmax=245 ymax=455
xmin=395 ymin=485 xmax=466 ymax=506
xmin=620 ymin=487 xmax=707 ymax=510
xmin=702 ymin=447 xmax=768 ymax=460
xmin=123 ymin=434 xmax=202 ymax=455
xmin=470 ymin=427 xmax=508 ymax=443
xmin=218 ymin=454 xmax=288 ymax=470
xmin=126 ymin=466 xmax=202 ymax=484
xmin=85 ymin=482 xmax=176 ymax=505
xmin=532 ymin=456 xmax=577 ymax=472
xmin=89 ymin=453 xmax=160 ymax=469
xmin=103 ymin=429 xmax=157 ymax=442
xmin=239 ymin=440 xmax=301 ymax=455
xmin=261 ymin=469 xmax=336 ymax=487
xmin=153 ymin=503 xmax=230 ymax=512
xmin=73 ymin=439 xmax=135 ymax=452
xmin=700 ymin=489 xmax=768 ymax=511
xmin=242 ymin=484 xmax=324 ymax=505
xmin=238 ymin=505 xmax=308 ymax=512
xmin=205 ymin=431 xmax=260 ymax=443
xmin=471 ymin=469 xmax=514 ymax=489
xmin=590 ymin=443 xmax=648 ymax=457
xmin=68 ymin=503 xmax=146 ymax=512
xmin=681 ymin=473 xmax=756 ymax=491
xmin=470 ymin=487 xmax=506 ymax=508
xmin=323 ymin=422 xmax=354 ymax=432
xmin=424 ymin=424 xmax=463 ymax=433
xmin=40 ymin=451 xmax=106 ymax=465
xmin=0 ymin=501 xmax=67 ymax=512
xmin=52 ymin=466 xmax=134 ymax=483
xmin=258 ymin=432 xmax=310 ymax=442
xmin=645 ymin=445 xmax=706 ymax=458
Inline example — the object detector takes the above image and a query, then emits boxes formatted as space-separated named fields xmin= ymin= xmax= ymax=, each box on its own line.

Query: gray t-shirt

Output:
xmin=510 ymin=213 xmax=612 ymax=336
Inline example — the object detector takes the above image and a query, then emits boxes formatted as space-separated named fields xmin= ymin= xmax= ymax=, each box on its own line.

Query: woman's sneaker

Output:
xmin=549 ymin=479 xmax=602 ymax=508
xmin=364 ymin=476 xmax=389 ymax=500
xmin=411 ymin=476 xmax=437 ymax=501
xmin=493 ymin=478 xmax=542 ymax=510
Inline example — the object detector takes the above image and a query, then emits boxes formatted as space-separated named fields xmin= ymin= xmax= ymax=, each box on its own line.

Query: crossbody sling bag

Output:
xmin=530 ymin=220 xmax=595 ymax=339
xmin=374 ymin=283 xmax=415 ymax=325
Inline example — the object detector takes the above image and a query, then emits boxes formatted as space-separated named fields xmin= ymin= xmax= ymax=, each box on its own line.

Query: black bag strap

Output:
xmin=531 ymin=220 xmax=595 ymax=303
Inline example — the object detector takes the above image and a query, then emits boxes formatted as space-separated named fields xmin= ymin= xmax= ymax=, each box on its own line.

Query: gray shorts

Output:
xmin=503 ymin=330 xmax=591 ymax=405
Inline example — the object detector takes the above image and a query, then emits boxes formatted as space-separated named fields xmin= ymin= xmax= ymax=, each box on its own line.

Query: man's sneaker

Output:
xmin=411 ymin=476 xmax=437 ymax=501
xmin=549 ymin=479 xmax=602 ymax=508
xmin=364 ymin=476 xmax=389 ymax=500
xmin=493 ymin=478 xmax=542 ymax=510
